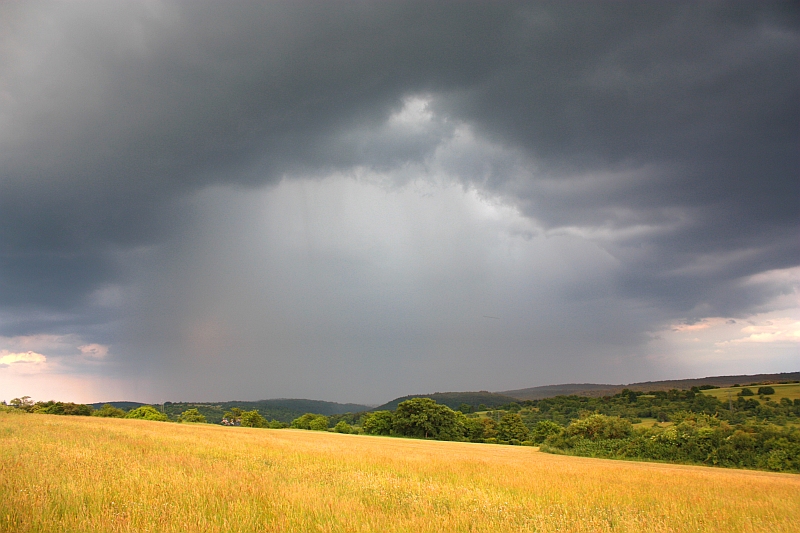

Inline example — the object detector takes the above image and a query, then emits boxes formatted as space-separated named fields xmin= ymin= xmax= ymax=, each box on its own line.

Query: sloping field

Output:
xmin=700 ymin=382 xmax=800 ymax=405
xmin=1 ymin=412 xmax=797 ymax=533
xmin=500 ymin=372 xmax=800 ymax=400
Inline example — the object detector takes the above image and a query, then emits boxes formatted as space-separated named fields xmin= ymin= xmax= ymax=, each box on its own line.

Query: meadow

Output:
xmin=699 ymin=382 xmax=800 ymax=406
xmin=1 ymin=411 xmax=798 ymax=533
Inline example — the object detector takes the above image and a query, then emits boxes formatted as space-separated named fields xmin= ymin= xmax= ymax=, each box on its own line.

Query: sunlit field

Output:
xmin=700 ymin=382 xmax=800 ymax=406
xmin=1 ymin=412 xmax=798 ymax=533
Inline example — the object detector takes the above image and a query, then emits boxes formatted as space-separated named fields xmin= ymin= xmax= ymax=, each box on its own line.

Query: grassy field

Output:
xmin=700 ymin=382 xmax=800 ymax=405
xmin=632 ymin=417 xmax=671 ymax=428
xmin=1 ymin=412 xmax=798 ymax=533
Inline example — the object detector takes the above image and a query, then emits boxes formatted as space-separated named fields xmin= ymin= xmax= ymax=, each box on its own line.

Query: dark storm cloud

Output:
xmin=0 ymin=0 xmax=797 ymax=325
xmin=432 ymin=2 xmax=799 ymax=315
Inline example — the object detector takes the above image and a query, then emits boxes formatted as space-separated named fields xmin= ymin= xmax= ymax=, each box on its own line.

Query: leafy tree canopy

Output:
xmin=291 ymin=413 xmax=329 ymax=431
xmin=125 ymin=405 xmax=168 ymax=422
xmin=178 ymin=408 xmax=208 ymax=424
xmin=362 ymin=411 xmax=394 ymax=436
xmin=392 ymin=398 xmax=465 ymax=441
xmin=497 ymin=412 xmax=529 ymax=442
xmin=333 ymin=420 xmax=353 ymax=434
xmin=92 ymin=404 xmax=126 ymax=418
xmin=10 ymin=397 xmax=34 ymax=412
xmin=531 ymin=420 xmax=562 ymax=444
xmin=32 ymin=401 xmax=92 ymax=416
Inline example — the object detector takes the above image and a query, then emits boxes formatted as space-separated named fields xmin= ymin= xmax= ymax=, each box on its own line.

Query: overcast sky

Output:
xmin=1 ymin=1 xmax=797 ymax=405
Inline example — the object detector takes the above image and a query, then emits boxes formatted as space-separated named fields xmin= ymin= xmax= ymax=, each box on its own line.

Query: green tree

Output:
xmin=178 ymin=408 xmax=207 ymax=424
xmin=392 ymin=398 xmax=465 ymax=441
xmin=333 ymin=420 xmax=353 ymax=434
xmin=458 ymin=403 xmax=472 ymax=414
xmin=362 ymin=411 xmax=394 ymax=435
xmin=309 ymin=416 xmax=329 ymax=431
xmin=461 ymin=416 xmax=498 ymax=442
xmin=462 ymin=417 xmax=485 ymax=441
xmin=66 ymin=403 xmax=92 ymax=416
xmin=125 ymin=405 xmax=168 ymax=421
xmin=739 ymin=388 xmax=755 ymax=396
xmin=10 ymin=396 xmax=34 ymax=412
xmin=291 ymin=413 xmax=329 ymax=431
xmin=565 ymin=414 xmax=632 ymax=441
xmin=480 ymin=417 xmax=498 ymax=439
xmin=92 ymin=404 xmax=126 ymax=418
xmin=32 ymin=401 xmax=92 ymax=416
xmin=531 ymin=420 xmax=562 ymax=444
xmin=497 ymin=412 xmax=529 ymax=442
xmin=240 ymin=410 xmax=266 ymax=428
xmin=757 ymin=386 xmax=775 ymax=396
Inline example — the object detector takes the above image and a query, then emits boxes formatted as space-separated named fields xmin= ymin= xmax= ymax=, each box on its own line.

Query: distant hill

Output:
xmin=231 ymin=399 xmax=372 ymax=416
xmin=87 ymin=398 xmax=372 ymax=424
xmin=86 ymin=372 xmax=800 ymax=421
xmin=160 ymin=399 xmax=372 ymax=424
xmin=499 ymin=372 xmax=800 ymax=400
xmin=497 ymin=383 xmax=618 ymax=400
xmin=88 ymin=401 xmax=146 ymax=411
xmin=374 ymin=391 xmax=519 ymax=412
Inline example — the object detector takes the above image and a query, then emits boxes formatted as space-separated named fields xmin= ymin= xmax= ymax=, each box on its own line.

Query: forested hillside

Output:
xmin=374 ymin=391 xmax=518 ymax=412
xmin=158 ymin=399 xmax=372 ymax=424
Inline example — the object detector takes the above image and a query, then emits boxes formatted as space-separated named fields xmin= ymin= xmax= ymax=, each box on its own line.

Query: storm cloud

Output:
xmin=1 ymin=1 xmax=797 ymax=403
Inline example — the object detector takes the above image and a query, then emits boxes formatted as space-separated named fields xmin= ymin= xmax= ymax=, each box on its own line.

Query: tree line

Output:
xmin=4 ymin=382 xmax=798 ymax=473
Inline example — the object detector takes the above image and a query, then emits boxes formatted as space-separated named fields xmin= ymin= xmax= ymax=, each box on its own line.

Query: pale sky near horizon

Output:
xmin=1 ymin=1 xmax=798 ymax=405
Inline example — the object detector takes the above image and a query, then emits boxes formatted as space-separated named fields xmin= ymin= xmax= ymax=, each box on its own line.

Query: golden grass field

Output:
xmin=700 ymin=382 xmax=800 ymax=405
xmin=1 ymin=412 xmax=798 ymax=533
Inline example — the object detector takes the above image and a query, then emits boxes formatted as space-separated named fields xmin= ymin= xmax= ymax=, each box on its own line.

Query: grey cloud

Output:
xmin=110 ymin=181 xmax=661 ymax=402
xmin=0 ymin=2 xmax=797 ymax=396
xmin=2 ymin=2 xmax=517 ymax=313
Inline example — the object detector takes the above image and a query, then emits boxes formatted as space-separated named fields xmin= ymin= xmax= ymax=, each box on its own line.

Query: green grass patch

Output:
xmin=700 ymin=382 xmax=800 ymax=405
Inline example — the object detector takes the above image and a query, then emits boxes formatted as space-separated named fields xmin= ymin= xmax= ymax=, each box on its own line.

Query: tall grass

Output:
xmin=1 ymin=412 xmax=797 ymax=532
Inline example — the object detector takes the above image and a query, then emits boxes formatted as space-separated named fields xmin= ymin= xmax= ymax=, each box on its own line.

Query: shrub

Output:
xmin=757 ymin=386 xmax=775 ymax=396
xmin=92 ymin=404 xmax=126 ymax=418
xmin=333 ymin=420 xmax=353 ymax=434
xmin=460 ymin=416 xmax=498 ymax=442
xmin=565 ymin=414 xmax=632 ymax=441
xmin=33 ymin=401 xmax=92 ymax=416
xmin=291 ymin=413 xmax=329 ymax=431
xmin=362 ymin=411 xmax=394 ymax=436
xmin=531 ymin=420 xmax=562 ymax=444
xmin=240 ymin=410 xmax=266 ymax=428
xmin=480 ymin=417 xmax=498 ymax=439
xmin=125 ymin=406 xmax=168 ymax=421
xmin=738 ymin=388 xmax=754 ymax=396
xmin=497 ymin=412 xmax=530 ymax=442
xmin=178 ymin=408 xmax=207 ymax=424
